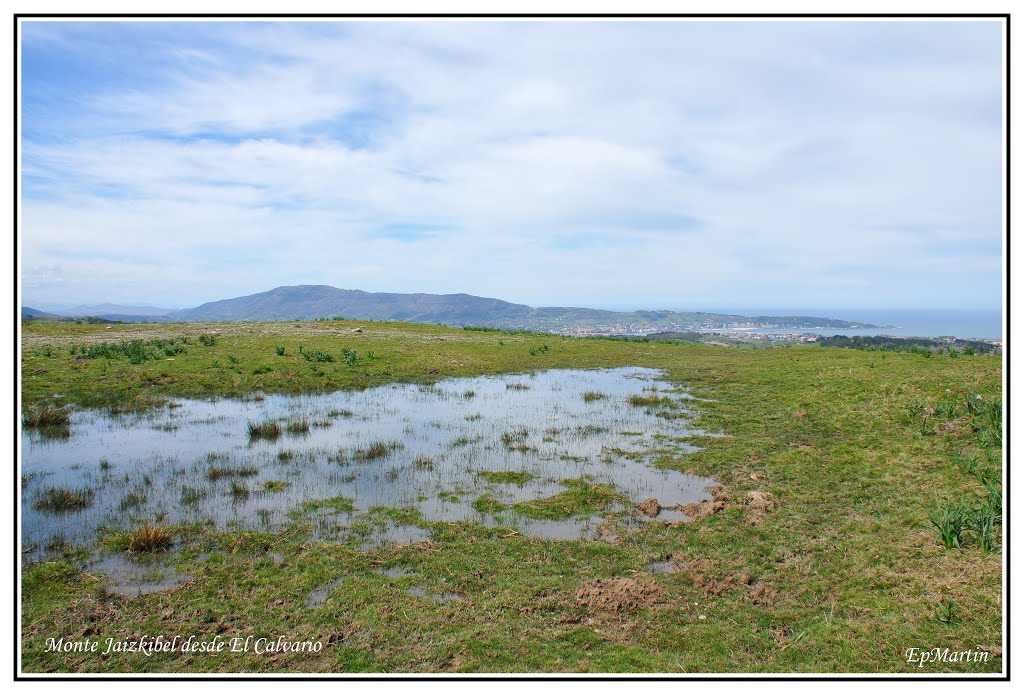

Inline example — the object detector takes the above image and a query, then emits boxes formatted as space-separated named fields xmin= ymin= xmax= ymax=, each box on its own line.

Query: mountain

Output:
xmin=166 ymin=285 xmax=535 ymax=324
xmin=161 ymin=285 xmax=877 ymax=333
xmin=56 ymin=303 xmax=176 ymax=317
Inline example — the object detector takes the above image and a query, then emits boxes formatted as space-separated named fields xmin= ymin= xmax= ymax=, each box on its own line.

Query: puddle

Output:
xmin=407 ymin=586 xmax=465 ymax=603
xmin=655 ymin=508 xmax=692 ymax=523
xmin=87 ymin=552 xmax=191 ymax=596
xmin=22 ymin=367 xmax=718 ymax=555
xmin=306 ymin=577 xmax=347 ymax=608
xmin=375 ymin=565 xmax=416 ymax=578
xmin=352 ymin=522 xmax=432 ymax=550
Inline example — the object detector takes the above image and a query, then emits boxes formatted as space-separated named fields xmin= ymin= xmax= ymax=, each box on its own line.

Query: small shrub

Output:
xmin=275 ymin=346 xmax=286 ymax=356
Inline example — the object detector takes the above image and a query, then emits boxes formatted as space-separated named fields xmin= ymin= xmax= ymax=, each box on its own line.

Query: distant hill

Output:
xmin=56 ymin=303 xmax=176 ymax=317
xmin=21 ymin=306 xmax=63 ymax=321
xmin=23 ymin=285 xmax=878 ymax=332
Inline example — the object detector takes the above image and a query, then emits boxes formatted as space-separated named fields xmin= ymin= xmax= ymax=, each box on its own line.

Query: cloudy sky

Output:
xmin=19 ymin=19 xmax=1004 ymax=312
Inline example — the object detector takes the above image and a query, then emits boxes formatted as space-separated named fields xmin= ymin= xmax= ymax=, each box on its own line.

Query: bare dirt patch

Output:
xmin=742 ymin=490 xmax=778 ymax=526
xmin=575 ymin=577 xmax=662 ymax=613
xmin=679 ymin=484 xmax=730 ymax=521
xmin=636 ymin=497 xmax=661 ymax=517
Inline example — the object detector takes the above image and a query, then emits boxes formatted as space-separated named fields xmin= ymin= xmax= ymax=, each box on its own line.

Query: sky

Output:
xmin=19 ymin=19 xmax=1005 ymax=313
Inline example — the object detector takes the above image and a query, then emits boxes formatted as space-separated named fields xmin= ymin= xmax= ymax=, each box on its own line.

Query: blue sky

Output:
xmin=20 ymin=19 xmax=1004 ymax=312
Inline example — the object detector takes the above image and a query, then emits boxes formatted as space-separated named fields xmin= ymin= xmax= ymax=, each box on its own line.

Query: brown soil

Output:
xmin=679 ymin=484 xmax=730 ymax=521
xmin=575 ymin=577 xmax=662 ymax=613
xmin=748 ymin=582 xmax=779 ymax=607
xmin=636 ymin=497 xmax=661 ymax=517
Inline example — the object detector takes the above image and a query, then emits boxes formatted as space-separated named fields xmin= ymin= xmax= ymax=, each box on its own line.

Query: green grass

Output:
xmin=19 ymin=318 xmax=1003 ymax=674
xmin=511 ymin=478 xmax=627 ymax=520
xmin=477 ymin=470 xmax=538 ymax=485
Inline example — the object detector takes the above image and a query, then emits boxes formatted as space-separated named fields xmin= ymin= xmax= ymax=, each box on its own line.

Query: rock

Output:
xmin=637 ymin=497 xmax=661 ymax=517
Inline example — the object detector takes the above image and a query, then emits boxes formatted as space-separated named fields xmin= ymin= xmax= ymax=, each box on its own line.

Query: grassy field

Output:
xmin=19 ymin=319 xmax=1003 ymax=674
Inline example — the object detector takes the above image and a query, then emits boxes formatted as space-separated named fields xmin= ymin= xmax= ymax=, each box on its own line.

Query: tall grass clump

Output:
xmin=23 ymin=404 xmax=71 ymax=432
xmin=353 ymin=440 xmax=403 ymax=461
xmin=500 ymin=428 xmax=529 ymax=447
xmin=928 ymin=501 xmax=971 ymax=548
xmin=298 ymin=346 xmax=334 ymax=363
xmin=582 ymin=391 xmax=607 ymax=402
xmin=207 ymin=464 xmax=259 ymax=481
xmin=115 ymin=521 xmax=173 ymax=553
xmin=32 ymin=486 xmax=94 ymax=513
xmin=247 ymin=420 xmax=282 ymax=440
xmin=628 ymin=394 xmax=668 ymax=407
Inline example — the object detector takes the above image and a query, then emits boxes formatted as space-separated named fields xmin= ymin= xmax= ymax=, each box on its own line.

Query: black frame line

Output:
xmin=11 ymin=11 xmax=1011 ymax=683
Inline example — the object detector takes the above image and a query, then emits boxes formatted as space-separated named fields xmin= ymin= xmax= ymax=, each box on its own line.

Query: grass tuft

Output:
xmin=32 ymin=486 xmax=94 ymax=513
xmin=247 ymin=420 xmax=282 ymax=440
xmin=114 ymin=521 xmax=173 ymax=553
xmin=353 ymin=440 xmax=403 ymax=461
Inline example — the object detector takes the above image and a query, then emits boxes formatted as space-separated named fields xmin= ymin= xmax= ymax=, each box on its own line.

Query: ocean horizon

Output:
xmin=690 ymin=307 xmax=1003 ymax=340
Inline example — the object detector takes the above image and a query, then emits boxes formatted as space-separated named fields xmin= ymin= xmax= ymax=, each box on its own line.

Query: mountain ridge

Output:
xmin=23 ymin=284 xmax=878 ymax=332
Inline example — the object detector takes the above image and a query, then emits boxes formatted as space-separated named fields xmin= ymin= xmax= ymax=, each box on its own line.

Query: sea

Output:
xmin=699 ymin=308 xmax=1003 ymax=341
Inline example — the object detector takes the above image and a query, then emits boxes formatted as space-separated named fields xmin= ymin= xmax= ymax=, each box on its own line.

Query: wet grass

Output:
xmin=477 ymin=470 xmax=537 ymax=485
xmin=247 ymin=420 xmax=282 ymax=440
xmin=19 ymin=318 xmax=1003 ymax=674
xmin=31 ymin=486 xmax=94 ymax=513
xmin=353 ymin=440 xmax=403 ymax=461
xmin=22 ymin=404 xmax=71 ymax=430
xmin=206 ymin=465 xmax=259 ymax=481
xmin=627 ymin=393 xmax=670 ymax=407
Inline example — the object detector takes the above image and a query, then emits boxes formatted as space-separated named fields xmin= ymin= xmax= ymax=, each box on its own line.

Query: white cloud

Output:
xmin=19 ymin=19 xmax=1004 ymax=311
